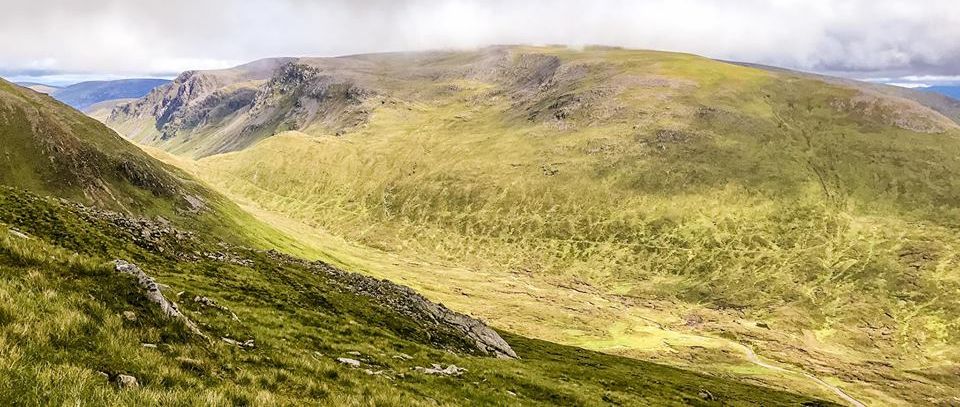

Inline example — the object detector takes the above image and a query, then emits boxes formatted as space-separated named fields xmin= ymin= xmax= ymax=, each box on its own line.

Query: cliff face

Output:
xmin=105 ymin=57 xmax=378 ymax=157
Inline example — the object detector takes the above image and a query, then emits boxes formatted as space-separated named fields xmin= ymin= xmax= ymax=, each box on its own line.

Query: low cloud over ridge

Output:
xmin=1 ymin=0 xmax=958 ymax=86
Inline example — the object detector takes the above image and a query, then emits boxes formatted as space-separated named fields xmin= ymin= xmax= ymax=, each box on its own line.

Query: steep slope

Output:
xmin=0 ymin=76 xmax=831 ymax=405
xmin=0 ymin=193 xmax=831 ymax=405
xmin=110 ymin=46 xmax=960 ymax=405
xmin=49 ymin=79 xmax=170 ymax=110
xmin=1 ymin=79 xmax=200 ymax=213
xmin=107 ymin=58 xmax=295 ymax=157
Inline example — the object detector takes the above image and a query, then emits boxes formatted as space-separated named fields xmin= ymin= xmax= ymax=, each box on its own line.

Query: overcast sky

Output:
xmin=2 ymin=0 xmax=958 ymax=87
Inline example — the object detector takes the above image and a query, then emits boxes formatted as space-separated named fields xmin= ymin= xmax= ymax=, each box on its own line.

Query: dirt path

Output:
xmin=735 ymin=343 xmax=867 ymax=407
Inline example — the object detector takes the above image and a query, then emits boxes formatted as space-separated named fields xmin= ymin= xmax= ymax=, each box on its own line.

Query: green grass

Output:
xmin=0 ymin=187 xmax=832 ymax=406
xmin=129 ymin=46 xmax=960 ymax=405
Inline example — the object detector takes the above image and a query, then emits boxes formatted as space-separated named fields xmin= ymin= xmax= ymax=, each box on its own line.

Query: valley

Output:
xmin=0 ymin=63 xmax=835 ymax=406
xmin=97 ymin=46 xmax=960 ymax=405
xmin=3 ymin=0 xmax=959 ymax=405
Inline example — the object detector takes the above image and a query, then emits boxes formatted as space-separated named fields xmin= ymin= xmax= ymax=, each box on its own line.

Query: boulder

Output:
xmin=117 ymin=374 xmax=139 ymax=389
xmin=415 ymin=364 xmax=467 ymax=376
xmin=337 ymin=358 xmax=361 ymax=368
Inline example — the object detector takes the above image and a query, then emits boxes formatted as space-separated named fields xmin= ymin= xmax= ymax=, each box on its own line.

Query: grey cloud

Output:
xmin=1 ymin=0 xmax=958 ymax=85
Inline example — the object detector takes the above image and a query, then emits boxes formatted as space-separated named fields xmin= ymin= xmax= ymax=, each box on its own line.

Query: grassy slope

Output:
xmin=142 ymin=47 xmax=960 ymax=405
xmin=0 ymin=187 xmax=830 ymax=406
xmin=1 ymin=79 xmax=321 ymax=259
xmin=0 ymin=66 xmax=832 ymax=406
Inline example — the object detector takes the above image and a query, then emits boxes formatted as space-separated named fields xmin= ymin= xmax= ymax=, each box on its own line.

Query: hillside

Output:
xmin=107 ymin=46 xmax=960 ymax=405
xmin=1 ymin=79 xmax=204 ymax=213
xmin=0 ymin=187 xmax=831 ymax=406
xmin=0 ymin=73 xmax=832 ymax=405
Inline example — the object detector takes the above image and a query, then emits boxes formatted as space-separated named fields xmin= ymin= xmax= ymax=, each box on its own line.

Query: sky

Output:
xmin=2 ymin=0 xmax=958 ymax=87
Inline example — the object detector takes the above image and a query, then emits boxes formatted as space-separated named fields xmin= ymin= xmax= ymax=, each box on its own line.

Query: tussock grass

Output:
xmin=0 ymin=190 xmax=828 ymax=406
xmin=158 ymin=47 xmax=960 ymax=404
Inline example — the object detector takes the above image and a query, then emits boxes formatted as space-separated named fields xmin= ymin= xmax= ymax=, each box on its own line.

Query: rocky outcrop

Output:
xmin=415 ymin=364 xmax=467 ymax=376
xmin=107 ymin=59 xmax=373 ymax=157
xmin=44 ymin=192 xmax=515 ymax=360
xmin=66 ymin=200 xmax=197 ymax=254
xmin=114 ymin=260 xmax=206 ymax=339
xmin=832 ymin=90 xmax=960 ymax=133
xmin=327 ymin=263 xmax=518 ymax=359
xmin=266 ymin=250 xmax=518 ymax=359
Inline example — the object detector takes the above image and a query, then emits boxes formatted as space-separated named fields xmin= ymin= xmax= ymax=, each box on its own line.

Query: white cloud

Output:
xmin=886 ymin=82 xmax=931 ymax=89
xmin=0 ymin=0 xmax=957 ymax=84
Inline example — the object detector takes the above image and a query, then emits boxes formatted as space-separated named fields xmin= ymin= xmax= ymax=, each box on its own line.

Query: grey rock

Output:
xmin=699 ymin=389 xmax=715 ymax=401
xmin=393 ymin=353 xmax=414 ymax=360
xmin=8 ymin=228 xmax=29 ymax=239
xmin=266 ymin=251 xmax=518 ymax=359
xmin=114 ymin=260 xmax=205 ymax=339
xmin=221 ymin=337 xmax=255 ymax=348
xmin=117 ymin=374 xmax=139 ymax=389
xmin=337 ymin=358 xmax=361 ymax=367
xmin=415 ymin=363 xmax=467 ymax=376
xmin=194 ymin=295 xmax=241 ymax=321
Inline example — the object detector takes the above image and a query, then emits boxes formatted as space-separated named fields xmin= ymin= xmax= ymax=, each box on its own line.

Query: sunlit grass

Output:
xmin=136 ymin=47 xmax=960 ymax=404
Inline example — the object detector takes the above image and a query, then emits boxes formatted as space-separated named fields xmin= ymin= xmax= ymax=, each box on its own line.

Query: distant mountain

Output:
xmin=925 ymin=85 xmax=960 ymax=100
xmin=16 ymin=81 xmax=61 ymax=94
xmin=17 ymin=78 xmax=170 ymax=111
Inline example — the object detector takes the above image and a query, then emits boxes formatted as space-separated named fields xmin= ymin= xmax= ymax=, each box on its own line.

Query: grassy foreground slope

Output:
xmin=0 ymin=67 xmax=833 ymax=405
xmin=122 ymin=46 xmax=960 ymax=405
xmin=0 ymin=187 xmax=833 ymax=406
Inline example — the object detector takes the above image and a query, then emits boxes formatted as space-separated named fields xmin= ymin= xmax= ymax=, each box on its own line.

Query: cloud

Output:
xmin=884 ymin=83 xmax=931 ymax=89
xmin=0 ymin=0 xmax=958 ymax=84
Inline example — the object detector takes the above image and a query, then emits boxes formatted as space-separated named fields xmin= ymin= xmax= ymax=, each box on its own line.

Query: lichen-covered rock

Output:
xmin=114 ymin=260 xmax=205 ymax=339
xmin=116 ymin=374 xmax=139 ymax=389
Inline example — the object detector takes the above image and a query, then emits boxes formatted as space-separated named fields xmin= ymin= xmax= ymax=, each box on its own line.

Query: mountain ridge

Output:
xmin=14 ymin=78 xmax=171 ymax=111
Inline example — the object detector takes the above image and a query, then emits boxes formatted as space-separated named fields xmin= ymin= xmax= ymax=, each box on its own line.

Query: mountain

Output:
xmin=106 ymin=58 xmax=295 ymax=157
xmin=926 ymin=85 xmax=960 ymax=100
xmin=728 ymin=61 xmax=960 ymax=126
xmin=106 ymin=46 xmax=960 ymax=405
xmin=16 ymin=81 xmax=61 ymax=94
xmin=0 ymin=78 xmax=831 ymax=405
xmin=17 ymin=79 xmax=171 ymax=111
